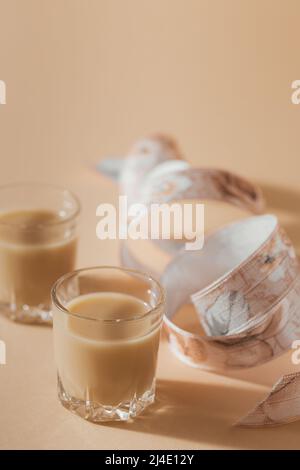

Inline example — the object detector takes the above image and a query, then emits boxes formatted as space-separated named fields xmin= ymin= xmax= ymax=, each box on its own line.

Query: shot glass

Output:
xmin=51 ymin=266 xmax=165 ymax=422
xmin=0 ymin=183 xmax=80 ymax=324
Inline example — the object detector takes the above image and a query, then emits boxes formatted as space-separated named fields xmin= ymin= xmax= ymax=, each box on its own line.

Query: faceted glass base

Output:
xmin=57 ymin=375 xmax=156 ymax=422
xmin=0 ymin=302 xmax=52 ymax=325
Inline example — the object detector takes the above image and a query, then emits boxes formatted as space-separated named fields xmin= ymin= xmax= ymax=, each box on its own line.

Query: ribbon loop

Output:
xmin=98 ymin=134 xmax=300 ymax=426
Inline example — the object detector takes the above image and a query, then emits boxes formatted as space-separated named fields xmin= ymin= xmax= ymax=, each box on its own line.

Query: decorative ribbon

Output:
xmin=98 ymin=134 xmax=300 ymax=427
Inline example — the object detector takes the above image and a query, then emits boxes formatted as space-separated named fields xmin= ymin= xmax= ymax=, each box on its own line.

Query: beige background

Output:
xmin=0 ymin=0 xmax=300 ymax=450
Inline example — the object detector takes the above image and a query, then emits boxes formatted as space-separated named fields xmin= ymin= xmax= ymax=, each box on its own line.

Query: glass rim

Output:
xmin=0 ymin=182 xmax=81 ymax=228
xmin=51 ymin=265 xmax=166 ymax=323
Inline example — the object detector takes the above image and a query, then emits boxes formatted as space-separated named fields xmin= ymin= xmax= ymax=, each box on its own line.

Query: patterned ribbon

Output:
xmin=98 ymin=134 xmax=300 ymax=427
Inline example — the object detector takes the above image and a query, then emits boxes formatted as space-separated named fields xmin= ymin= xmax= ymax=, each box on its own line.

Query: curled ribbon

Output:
xmin=98 ymin=134 xmax=300 ymax=427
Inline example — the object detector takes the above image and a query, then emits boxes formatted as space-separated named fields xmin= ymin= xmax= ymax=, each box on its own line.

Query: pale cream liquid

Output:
xmin=0 ymin=209 xmax=77 ymax=308
xmin=53 ymin=292 xmax=161 ymax=406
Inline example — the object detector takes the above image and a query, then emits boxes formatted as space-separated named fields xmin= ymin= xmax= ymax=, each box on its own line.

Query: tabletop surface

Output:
xmin=0 ymin=0 xmax=300 ymax=450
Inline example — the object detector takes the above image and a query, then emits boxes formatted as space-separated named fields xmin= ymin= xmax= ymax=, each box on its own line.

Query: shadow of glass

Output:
xmin=103 ymin=378 xmax=300 ymax=449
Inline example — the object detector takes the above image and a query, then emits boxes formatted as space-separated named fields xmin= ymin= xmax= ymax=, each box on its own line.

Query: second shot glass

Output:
xmin=0 ymin=183 xmax=80 ymax=324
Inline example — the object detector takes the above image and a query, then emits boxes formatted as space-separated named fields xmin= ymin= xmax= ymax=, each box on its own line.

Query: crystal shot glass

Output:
xmin=52 ymin=266 xmax=165 ymax=422
xmin=0 ymin=183 xmax=80 ymax=324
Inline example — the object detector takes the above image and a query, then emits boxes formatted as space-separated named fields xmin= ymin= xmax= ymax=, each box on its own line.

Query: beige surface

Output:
xmin=0 ymin=0 xmax=300 ymax=450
